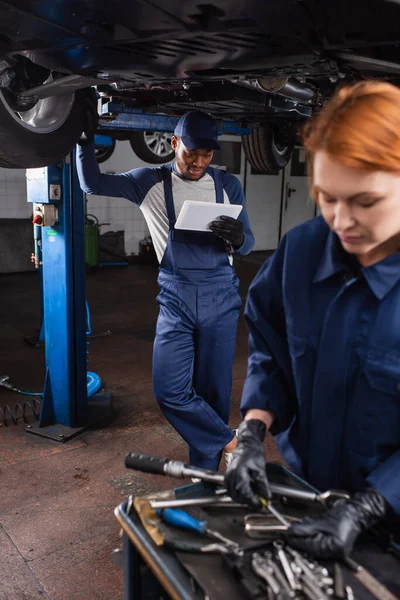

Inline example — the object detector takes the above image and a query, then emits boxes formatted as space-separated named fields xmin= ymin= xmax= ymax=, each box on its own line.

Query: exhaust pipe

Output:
xmin=234 ymin=76 xmax=317 ymax=104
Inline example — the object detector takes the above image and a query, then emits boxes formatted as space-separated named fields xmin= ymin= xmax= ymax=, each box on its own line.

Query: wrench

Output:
xmin=125 ymin=452 xmax=350 ymax=508
xmin=287 ymin=548 xmax=331 ymax=600
xmin=265 ymin=551 xmax=297 ymax=598
xmin=252 ymin=553 xmax=281 ymax=595
xmin=150 ymin=496 xmax=241 ymax=509
xmin=274 ymin=541 xmax=302 ymax=592
xmin=270 ymin=485 xmax=350 ymax=507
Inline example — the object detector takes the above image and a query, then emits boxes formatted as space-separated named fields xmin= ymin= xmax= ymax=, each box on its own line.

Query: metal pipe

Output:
xmin=233 ymin=76 xmax=316 ymax=104
xmin=258 ymin=77 xmax=316 ymax=103
xmin=150 ymin=496 xmax=239 ymax=509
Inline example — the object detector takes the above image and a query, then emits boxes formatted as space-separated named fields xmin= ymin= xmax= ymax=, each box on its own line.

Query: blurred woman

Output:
xmin=226 ymin=81 xmax=400 ymax=558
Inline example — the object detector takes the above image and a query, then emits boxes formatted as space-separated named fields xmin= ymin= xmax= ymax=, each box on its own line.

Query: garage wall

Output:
xmin=245 ymin=164 xmax=283 ymax=251
xmin=0 ymin=168 xmax=31 ymax=219
xmin=86 ymin=140 xmax=151 ymax=257
xmin=0 ymin=168 xmax=35 ymax=273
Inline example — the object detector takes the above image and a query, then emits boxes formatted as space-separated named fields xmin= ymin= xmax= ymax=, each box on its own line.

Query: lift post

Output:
xmin=25 ymin=151 xmax=112 ymax=441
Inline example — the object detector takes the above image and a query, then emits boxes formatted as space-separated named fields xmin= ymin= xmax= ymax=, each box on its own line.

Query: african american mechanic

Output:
xmin=76 ymin=99 xmax=254 ymax=471
xmin=227 ymin=81 xmax=400 ymax=559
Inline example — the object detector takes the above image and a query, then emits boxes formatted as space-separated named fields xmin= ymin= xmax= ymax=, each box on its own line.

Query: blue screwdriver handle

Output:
xmin=156 ymin=508 xmax=207 ymax=535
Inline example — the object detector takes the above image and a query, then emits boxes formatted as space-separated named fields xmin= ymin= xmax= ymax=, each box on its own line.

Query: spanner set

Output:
xmin=250 ymin=541 xmax=351 ymax=600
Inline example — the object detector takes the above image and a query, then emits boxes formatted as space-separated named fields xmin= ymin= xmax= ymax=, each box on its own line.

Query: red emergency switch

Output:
xmin=33 ymin=214 xmax=43 ymax=225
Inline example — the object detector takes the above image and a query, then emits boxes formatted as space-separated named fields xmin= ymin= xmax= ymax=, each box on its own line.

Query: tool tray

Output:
xmin=115 ymin=463 xmax=400 ymax=600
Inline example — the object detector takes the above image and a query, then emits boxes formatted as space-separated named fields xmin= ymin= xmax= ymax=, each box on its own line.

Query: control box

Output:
xmin=32 ymin=203 xmax=58 ymax=227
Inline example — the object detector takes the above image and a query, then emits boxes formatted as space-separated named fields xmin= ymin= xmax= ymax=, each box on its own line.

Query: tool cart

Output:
xmin=115 ymin=453 xmax=400 ymax=600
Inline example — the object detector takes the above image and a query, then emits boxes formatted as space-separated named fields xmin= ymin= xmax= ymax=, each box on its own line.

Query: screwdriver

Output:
xmin=257 ymin=495 xmax=292 ymax=527
xmin=156 ymin=507 xmax=241 ymax=553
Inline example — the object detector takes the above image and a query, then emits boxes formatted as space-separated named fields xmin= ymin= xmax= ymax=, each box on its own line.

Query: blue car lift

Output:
xmin=98 ymin=104 xmax=252 ymax=136
xmin=25 ymin=151 xmax=112 ymax=442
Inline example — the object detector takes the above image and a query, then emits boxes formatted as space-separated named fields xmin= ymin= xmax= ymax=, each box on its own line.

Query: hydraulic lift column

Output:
xmin=25 ymin=152 xmax=111 ymax=441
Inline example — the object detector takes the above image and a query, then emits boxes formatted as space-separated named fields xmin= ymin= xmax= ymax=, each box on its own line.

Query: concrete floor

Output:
xmin=0 ymin=253 xmax=281 ymax=600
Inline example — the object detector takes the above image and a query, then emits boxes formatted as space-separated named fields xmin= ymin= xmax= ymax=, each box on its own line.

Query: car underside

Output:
xmin=0 ymin=0 xmax=400 ymax=170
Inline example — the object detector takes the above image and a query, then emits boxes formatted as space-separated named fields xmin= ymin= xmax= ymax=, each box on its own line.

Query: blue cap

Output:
xmin=174 ymin=111 xmax=220 ymax=150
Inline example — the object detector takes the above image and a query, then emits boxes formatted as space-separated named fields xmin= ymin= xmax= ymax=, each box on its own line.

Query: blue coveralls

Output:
xmin=241 ymin=216 xmax=400 ymax=516
xmin=76 ymin=145 xmax=254 ymax=471
xmin=153 ymin=166 xmax=243 ymax=469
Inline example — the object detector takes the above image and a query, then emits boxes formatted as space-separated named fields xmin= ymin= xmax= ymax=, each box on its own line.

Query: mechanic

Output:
xmin=226 ymin=80 xmax=400 ymax=559
xmin=76 ymin=101 xmax=255 ymax=470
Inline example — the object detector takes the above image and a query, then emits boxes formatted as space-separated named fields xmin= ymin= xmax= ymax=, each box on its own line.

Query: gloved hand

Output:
xmin=225 ymin=419 xmax=270 ymax=508
xmin=286 ymin=488 xmax=387 ymax=560
xmin=210 ymin=215 xmax=244 ymax=248
xmin=78 ymin=88 xmax=99 ymax=146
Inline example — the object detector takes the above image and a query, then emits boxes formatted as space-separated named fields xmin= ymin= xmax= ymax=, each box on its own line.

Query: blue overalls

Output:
xmin=152 ymin=165 xmax=242 ymax=470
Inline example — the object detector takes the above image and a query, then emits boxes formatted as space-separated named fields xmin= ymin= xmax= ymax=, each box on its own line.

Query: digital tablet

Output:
xmin=174 ymin=200 xmax=242 ymax=232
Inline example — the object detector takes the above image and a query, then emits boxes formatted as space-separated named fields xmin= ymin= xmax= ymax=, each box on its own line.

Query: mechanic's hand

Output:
xmin=210 ymin=215 xmax=244 ymax=248
xmin=286 ymin=488 xmax=387 ymax=560
xmin=225 ymin=419 xmax=270 ymax=508
xmin=78 ymin=88 xmax=99 ymax=146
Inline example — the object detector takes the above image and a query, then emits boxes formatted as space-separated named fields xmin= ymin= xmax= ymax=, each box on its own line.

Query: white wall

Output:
xmin=87 ymin=140 xmax=151 ymax=256
xmin=244 ymin=164 xmax=283 ymax=251
xmin=0 ymin=168 xmax=31 ymax=219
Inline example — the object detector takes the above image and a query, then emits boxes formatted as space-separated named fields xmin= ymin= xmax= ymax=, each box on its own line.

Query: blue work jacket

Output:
xmin=241 ymin=216 xmax=400 ymax=515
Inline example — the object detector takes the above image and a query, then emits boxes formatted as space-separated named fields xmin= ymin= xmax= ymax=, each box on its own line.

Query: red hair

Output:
xmin=303 ymin=81 xmax=400 ymax=173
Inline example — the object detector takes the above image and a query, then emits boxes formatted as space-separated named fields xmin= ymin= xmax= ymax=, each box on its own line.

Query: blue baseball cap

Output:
xmin=174 ymin=110 xmax=221 ymax=150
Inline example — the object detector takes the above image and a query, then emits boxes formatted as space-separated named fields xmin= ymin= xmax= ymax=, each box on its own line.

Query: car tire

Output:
xmin=242 ymin=124 xmax=295 ymax=174
xmin=0 ymin=88 xmax=86 ymax=168
xmin=129 ymin=130 xmax=174 ymax=164
xmin=95 ymin=139 xmax=116 ymax=164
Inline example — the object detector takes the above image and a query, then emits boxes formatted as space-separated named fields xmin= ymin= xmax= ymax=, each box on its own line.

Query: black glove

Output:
xmin=286 ymin=488 xmax=387 ymax=560
xmin=210 ymin=215 xmax=244 ymax=248
xmin=78 ymin=88 xmax=99 ymax=146
xmin=225 ymin=419 xmax=270 ymax=508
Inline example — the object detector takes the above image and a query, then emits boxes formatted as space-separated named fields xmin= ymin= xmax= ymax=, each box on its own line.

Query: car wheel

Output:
xmin=95 ymin=139 xmax=116 ymax=164
xmin=242 ymin=124 xmax=295 ymax=174
xmin=0 ymin=87 xmax=86 ymax=168
xmin=129 ymin=130 xmax=175 ymax=164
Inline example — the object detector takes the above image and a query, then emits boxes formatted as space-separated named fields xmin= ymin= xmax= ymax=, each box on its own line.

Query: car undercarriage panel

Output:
xmin=0 ymin=0 xmax=400 ymax=83
xmin=99 ymin=82 xmax=313 ymax=124
xmin=0 ymin=0 xmax=400 ymax=134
